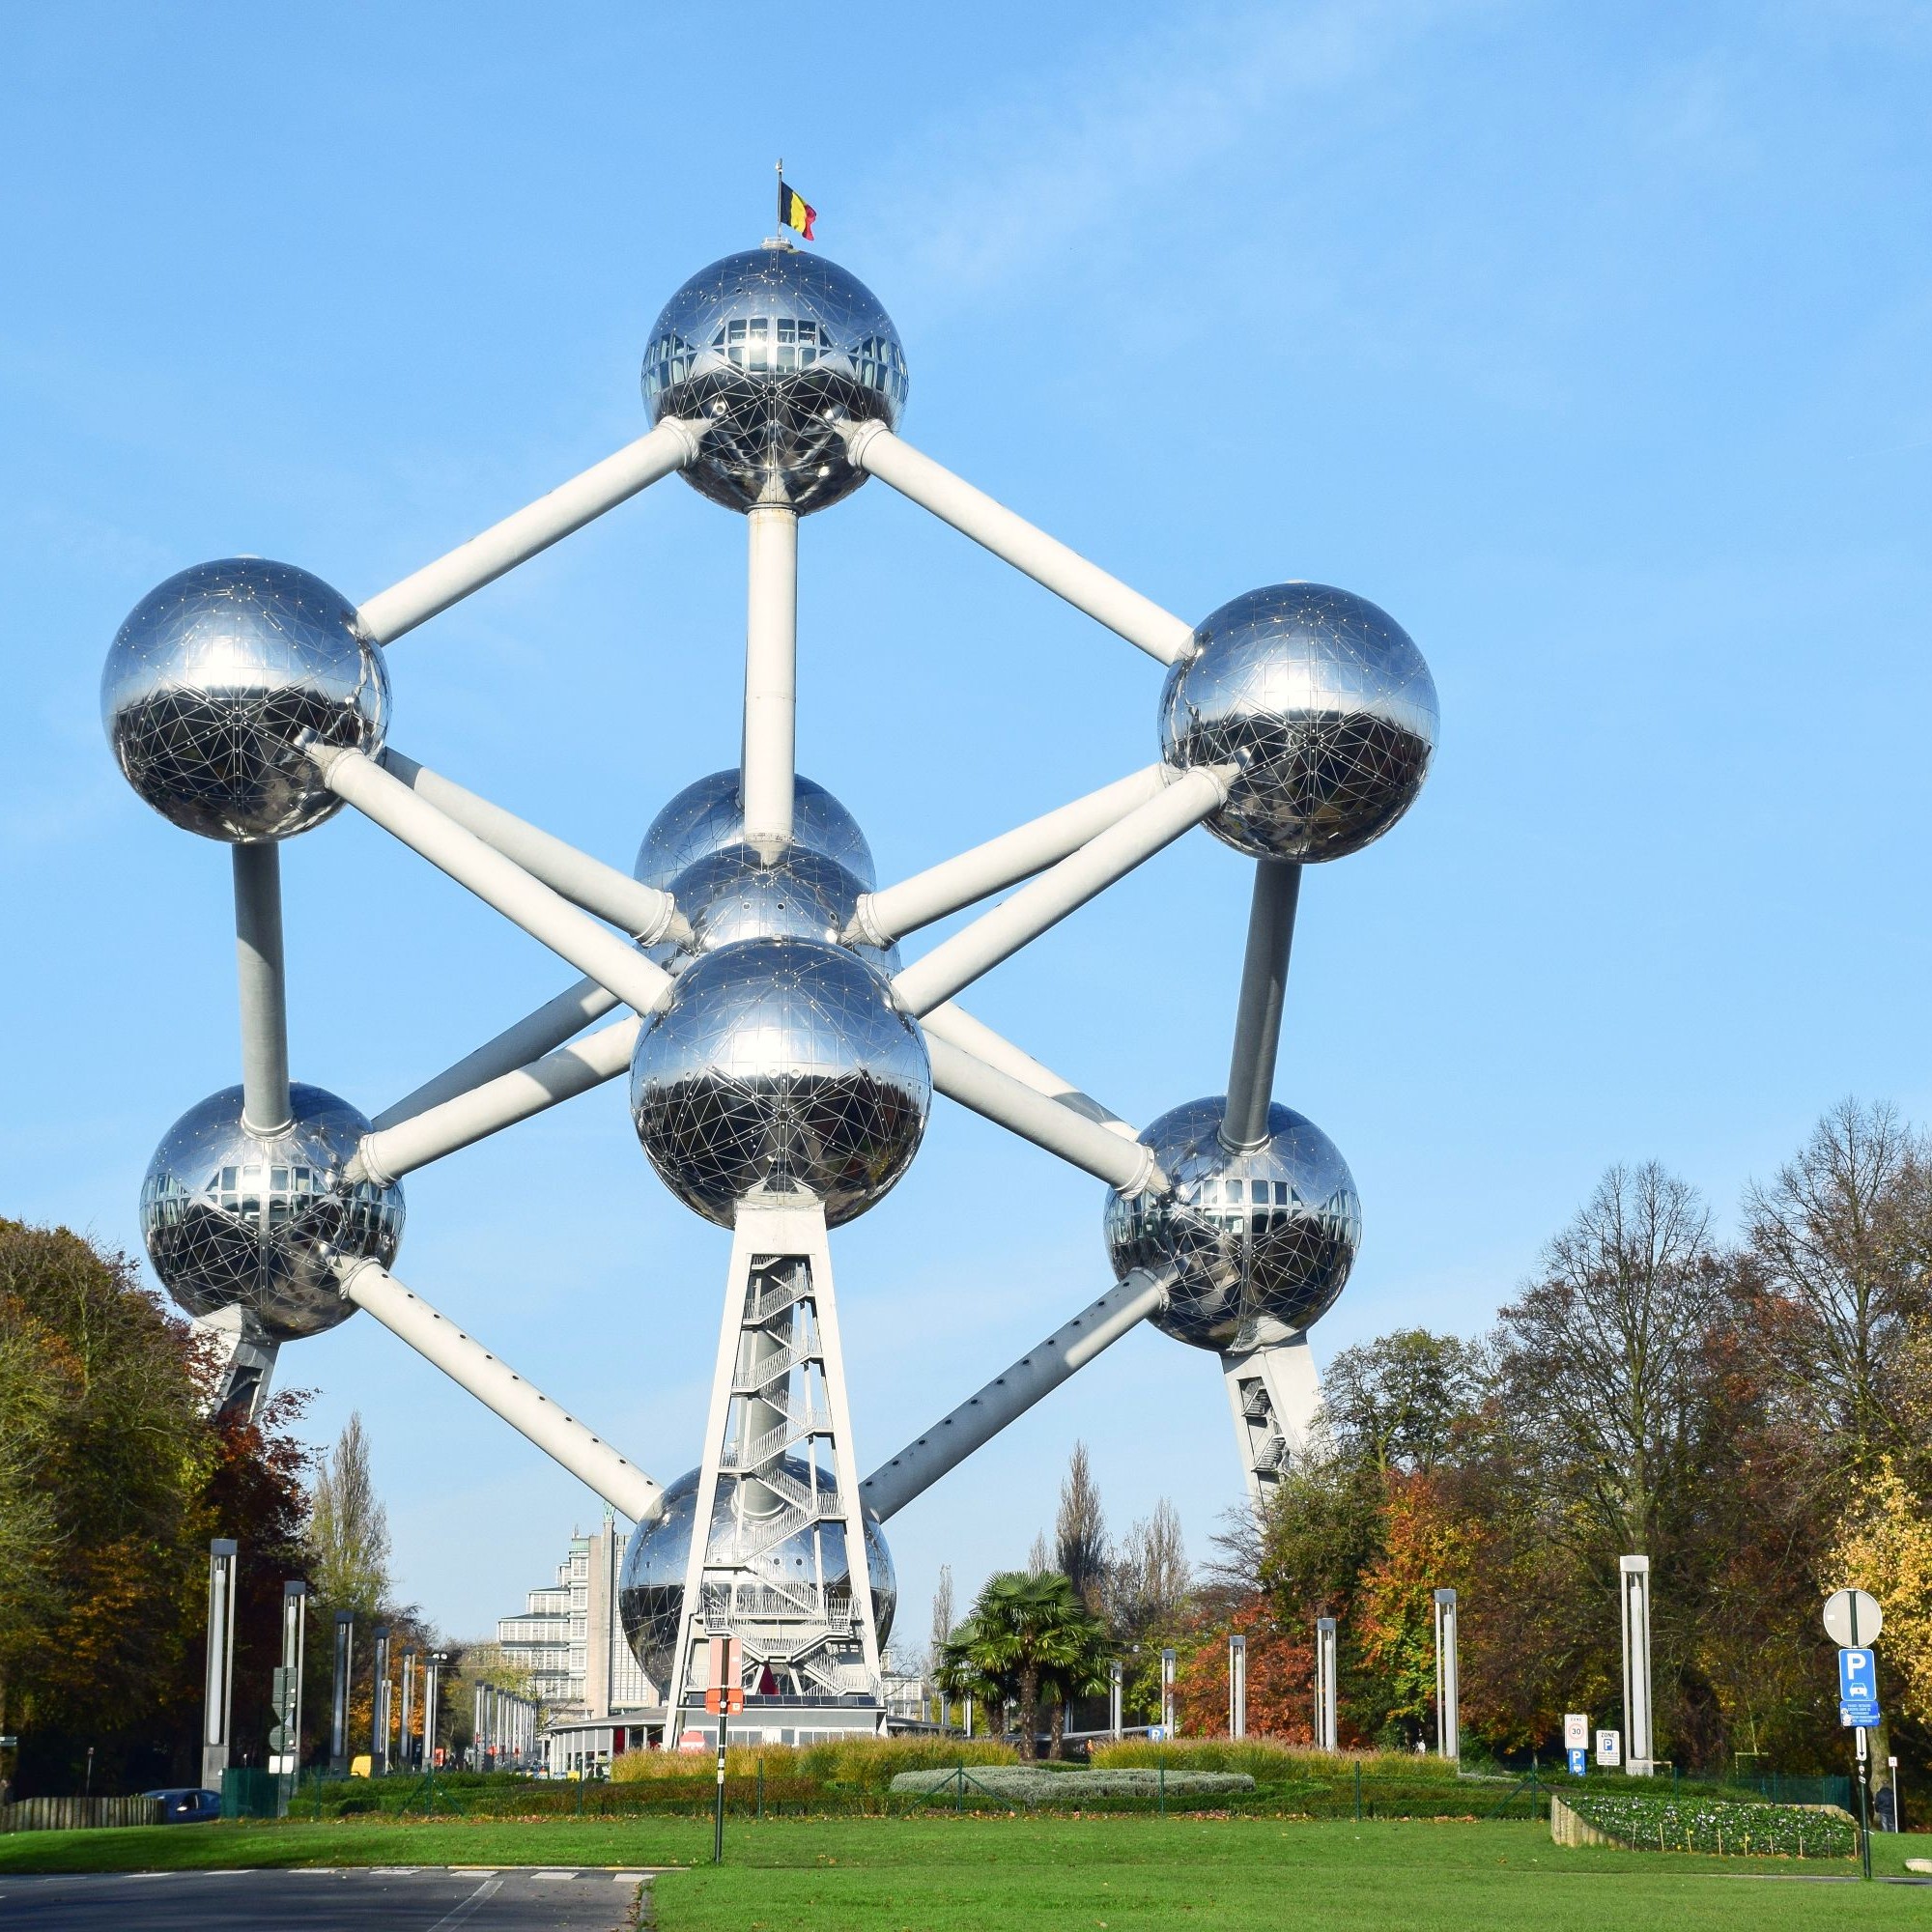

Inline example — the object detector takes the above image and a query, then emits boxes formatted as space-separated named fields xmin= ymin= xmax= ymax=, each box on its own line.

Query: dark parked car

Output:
xmin=142 ymin=1787 xmax=222 ymax=1823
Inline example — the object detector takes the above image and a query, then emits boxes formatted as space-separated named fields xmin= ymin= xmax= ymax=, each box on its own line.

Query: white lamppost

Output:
xmin=1229 ymin=1634 xmax=1247 ymax=1741
xmin=1434 ymin=1588 xmax=1460 ymax=1762
xmin=1620 ymin=1556 xmax=1654 ymax=1776
xmin=1160 ymin=1648 xmax=1178 ymax=1736
xmin=200 ymin=1539 xmax=239 ymax=1791
xmin=1314 ymin=1617 xmax=1339 ymax=1752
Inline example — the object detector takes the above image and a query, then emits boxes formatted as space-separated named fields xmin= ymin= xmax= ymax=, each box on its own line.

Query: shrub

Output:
xmin=891 ymin=1765 xmax=1256 ymax=1801
xmin=1565 ymin=1789 xmax=1856 ymax=1860
xmin=611 ymin=1736 xmax=1016 ymax=1790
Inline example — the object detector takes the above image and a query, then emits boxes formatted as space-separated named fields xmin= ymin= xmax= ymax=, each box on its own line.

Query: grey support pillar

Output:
xmin=329 ymin=1610 xmax=355 ymax=1773
xmin=232 ymin=842 xmax=292 ymax=1135
xmin=1109 ymin=1660 xmax=1122 ymax=1740
xmin=1220 ymin=860 xmax=1301 ymax=1151
xmin=200 ymin=1539 xmax=239 ymax=1790
xmin=273 ymin=1580 xmax=309 ymax=1784
xmin=1314 ymin=1616 xmax=1338 ymax=1751
xmin=372 ymin=1625 xmax=392 ymax=1775
xmin=1434 ymin=1588 xmax=1459 ymax=1762
xmin=1160 ymin=1647 xmax=1178 ymax=1736
xmin=1620 ymin=1555 xmax=1654 ymax=1776
xmin=399 ymin=1649 xmax=416 ymax=1771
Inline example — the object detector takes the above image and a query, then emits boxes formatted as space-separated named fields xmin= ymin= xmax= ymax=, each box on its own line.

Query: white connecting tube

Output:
xmin=891 ymin=762 xmax=1236 ymax=1017
xmin=1221 ymin=859 xmax=1302 ymax=1151
xmin=302 ymin=741 xmax=675 ymax=1020
xmin=232 ymin=842 xmax=292 ymax=1135
xmin=338 ymin=1260 xmax=661 ymax=1522
xmin=741 ymin=500 xmax=798 ymax=853
xmin=356 ymin=417 xmax=707 ymax=645
xmin=846 ymin=763 xmax=1173 ymax=948
xmin=861 ymin=1271 xmax=1168 ymax=1520
xmin=837 ymin=420 xmax=1197 ymax=667
xmin=921 ymin=1004 xmax=1139 ymax=1135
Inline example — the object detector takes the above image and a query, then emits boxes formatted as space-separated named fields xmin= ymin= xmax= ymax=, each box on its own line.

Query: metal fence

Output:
xmin=1 ymin=1796 xmax=162 ymax=1833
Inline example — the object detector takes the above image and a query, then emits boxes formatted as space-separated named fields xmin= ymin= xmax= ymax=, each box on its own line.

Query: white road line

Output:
xmin=531 ymin=1867 xmax=582 ymax=1879
xmin=424 ymin=1875 xmax=503 ymax=1930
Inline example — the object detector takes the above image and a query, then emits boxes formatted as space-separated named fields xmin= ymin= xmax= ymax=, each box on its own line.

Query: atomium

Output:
xmin=1159 ymin=582 xmax=1436 ymax=862
xmin=634 ymin=768 xmax=876 ymax=892
xmin=1104 ymin=1097 xmax=1360 ymax=1352
xmin=647 ymin=839 xmax=897 ymax=975
xmin=102 ymin=558 xmax=390 ymax=842
xmin=630 ymin=935 xmax=930 ymax=1228
xmin=642 ymin=248 xmax=907 ymax=515
xmin=618 ymin=1464 xmax=896 ymax=1690
xmin=140 ymin=1083 xmax=405 ymax=1340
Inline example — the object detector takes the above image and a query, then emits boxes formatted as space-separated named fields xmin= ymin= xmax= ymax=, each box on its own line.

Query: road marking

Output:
xmin=531 ymin=1868 xmax=582 ymax=1879
xmin=424 ymin=1876 xmax=503 ymax=1929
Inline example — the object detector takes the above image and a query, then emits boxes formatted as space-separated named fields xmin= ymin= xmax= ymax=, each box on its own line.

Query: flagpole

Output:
xmin=775 ymin=156 xmax=784 ymax=244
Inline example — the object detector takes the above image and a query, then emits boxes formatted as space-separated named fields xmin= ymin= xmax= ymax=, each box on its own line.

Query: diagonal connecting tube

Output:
xmin=300 ymin=740 xmax=675 ymax=1019
xmin=921 ymin=1004 xmax=1139 ymax=1136
xmin=1221 ymin=860 xmax=1301 ymax=1151
xmin=835 ymin=420 xmax=1197 ymax=667
xmin=861 ymin=1271 xmax=1167 ymax=1521
xmin=357 ymin=417 xmax=707 ymax=644
xmin=337 ymin=1258 xmax=661 ymax=1522
xmin=378 ymin=751 xmax=685 ymax=945
xmin=845 ymin=763 xmax=1172 ymax=949
xmin=890 ymin=762 xmax=1236 ymax=1017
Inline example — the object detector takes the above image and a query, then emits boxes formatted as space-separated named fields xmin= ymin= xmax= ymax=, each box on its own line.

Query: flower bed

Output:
xmin=891 ymin=1766 xmax=1255 ymax=1802
xmin=1561 ymin=1788 xmax=1855 ymax=1859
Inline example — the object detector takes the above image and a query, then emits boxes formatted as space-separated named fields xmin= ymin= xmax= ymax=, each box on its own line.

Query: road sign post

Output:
xmin=1824 ymin=1591 xmax=1884 ymax=1881
xmin=1595 ymin=1728 xmax=1620 ymax=1769
xmin=705 ymin=1635 xmax=744 ymax=1865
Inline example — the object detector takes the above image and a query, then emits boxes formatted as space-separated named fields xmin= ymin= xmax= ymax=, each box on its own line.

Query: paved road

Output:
xmin=0 ymin=1865 xmax=655 ymax=1930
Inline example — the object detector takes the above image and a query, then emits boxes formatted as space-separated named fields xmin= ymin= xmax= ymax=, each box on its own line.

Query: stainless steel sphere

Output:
xmin=618 ymin=1464 xmax=896 ymax=1689
xmin=1159 ymin=583 xmax=1436 ymax=862
xmin=630 ymin=937 xmax=929 ymax=1228
xmin=1105 ymin=1096 xmax=1360 ymax=1351
xmin=648 ymin=841 xmax=898 ymax=975
xmin=140 ymin=1083 xmax=405 ymax=1341
xmin=635 ymin=770 xmax=875 ymax=894
xmin=641 ymin=246 xmax=907 ymax=515
xmin=101 ymin=558 xmax=390 ymax=842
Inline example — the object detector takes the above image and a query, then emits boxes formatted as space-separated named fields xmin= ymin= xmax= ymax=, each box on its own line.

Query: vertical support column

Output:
xmin=1229 ymin=1633 xmax=1247 ymax=1741
xmin=1110 ymin=1659 xmax=1122 ymax=1741
xmin=1222 ymin=1334 xmax=1323 ymax=1511
xmin=1434 ymin=1588 xmax=1459 ymax=1761
xmin=201 ymin=1539 xmax=239 ymax=1791
xmin=741 ymin=499 xmax=799 ymax=857
xmin=1314 ymin=1616 xmax=1338 ymax=1751
xmin=1160 ymin=1647 xmax=1178 ymax=1736
xmin=1221 ymin=860 xmax=1301 ymax=1151
xmin=1621 ymin=1554 xmax=1654 ymax=1776
xmin=329 ymin=1610 xmax=355 ymax=1773
xmin=371 ymin=1626 xmax=392 ymax=1775
xmin=399 ymin=1648 xmax=416 ymax=1772
xmin=233 ymin=842 xmax=293 ymax=1135
xmin=663 ymin=1202 xmax=883 ymax=1738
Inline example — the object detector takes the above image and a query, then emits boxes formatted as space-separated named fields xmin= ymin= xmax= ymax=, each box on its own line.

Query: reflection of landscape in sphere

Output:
xmin=641 ymin=248 xmax=907 ymax=514
xmin=630 ymin=938 xmax=930 ymax=1228
xmin=141 ymin=1084 xmax=404 ymax=1340
xmin=1160 ymin=583 xmax=1435 ymax=862
xmin=102 ymin=558 xmax=390 ymax=842
xmin=618 ymin=1465 xmax=895 ymax=1688
xmin=634 ymin=770 xmax=875 ymax=894
xmin=648 ymin=841 xmax=898 ymax=976
xmin=1105 ymin=1097 xmax=1359 ymax=1352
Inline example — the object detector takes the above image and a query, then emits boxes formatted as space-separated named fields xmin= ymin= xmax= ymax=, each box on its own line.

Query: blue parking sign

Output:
xmin=1567 ymin=1747 xmax=1588 ymax=1777
xmin=1838 ymin=1647 xmax=1881 ymax=1726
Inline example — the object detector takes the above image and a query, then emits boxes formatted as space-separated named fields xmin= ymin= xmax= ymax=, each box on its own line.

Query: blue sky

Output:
xmin=3 ymin=2 xmax=1929 ymax=1641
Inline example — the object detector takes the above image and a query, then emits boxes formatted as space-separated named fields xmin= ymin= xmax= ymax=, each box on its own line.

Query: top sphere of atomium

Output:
xmin=641 ymin=248 xmax=908 ymax=515
xmin=1160 ymin=582 xmax=1436 ymax=862
xmin=141 ymin=1083 xmax=405 ymax=1340
xmin=630 ymin=936 xmax=930 ymax=1228
xmin=635 ymin=769 xmax=876 ymax=893
xmin=101 ymin=558 xmax=390 ymax=842
xmin=1105 ymin=1096 xmax=1360 ymax=1351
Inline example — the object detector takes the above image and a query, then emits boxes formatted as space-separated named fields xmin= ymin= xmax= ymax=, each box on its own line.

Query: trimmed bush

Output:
xmin=892 ymin=1766 xmax=1255 ymax=1801
xmin=611 ymin=1736 xmax=1016 ymax=1790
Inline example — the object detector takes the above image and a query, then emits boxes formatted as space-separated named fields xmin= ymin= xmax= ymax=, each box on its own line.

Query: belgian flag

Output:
xmin=778 ymin=179 xmax=817 ymax=242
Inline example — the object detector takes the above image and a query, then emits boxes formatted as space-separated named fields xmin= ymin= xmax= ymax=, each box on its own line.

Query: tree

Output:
xmin=1321 ymin=1329 xmax=1489 ymax=1474
xmin=1830 ymin=1457 xmax=1932 ymax=1735
xmin=1055 ymin=1442 xmax=1108 ymax=1607
xmin=938 ymin=1571 xmax=1111 ymax=1761
xmin=927 ymin=1564 xmax=954 ymax=1680
xmin=310 ymin=1411 xmax=391 ymax=1620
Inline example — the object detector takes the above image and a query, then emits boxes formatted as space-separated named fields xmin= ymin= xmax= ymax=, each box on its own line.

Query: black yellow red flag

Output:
xmin=778 ymin=180 xmax=817 ymax=241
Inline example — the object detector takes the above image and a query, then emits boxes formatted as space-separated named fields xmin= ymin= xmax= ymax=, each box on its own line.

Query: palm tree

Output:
xmin=937 ymin=1571 xmax=1112 ymax=1761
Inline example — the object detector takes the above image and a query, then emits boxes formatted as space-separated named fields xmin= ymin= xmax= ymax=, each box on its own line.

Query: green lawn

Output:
xmin=0 ymin=1814 xmax=1925 ymax=1928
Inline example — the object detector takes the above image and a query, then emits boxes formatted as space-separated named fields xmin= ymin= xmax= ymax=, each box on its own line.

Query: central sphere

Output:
xmin=1160 ymin=582 xmax=1436 ymax=862
xmin=629 ymin=937 xmax=929 ymax=1227
xmin=649 ymin=841 xmax=898 ymax=975
xmin=101 ymin=558 xmax=390 ymax=842
xmin=635 ymin=770 xmax=875 ymax=893
xmin=141 ymin=1083 xmax=405 ymax=1341
xmin=1104 ymin=1096 xmax=1360 ymax=1351
xmin=618 ymin=1464 xmax=895 ymax=1689
xmin=641 ymin=247 xmax=908 ymax=515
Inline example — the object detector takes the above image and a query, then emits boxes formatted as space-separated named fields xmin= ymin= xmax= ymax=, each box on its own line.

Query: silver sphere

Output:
xmin=641 ymin=247 xmax=907 ymax=515
xmin=1159 ymin=583 xmax=1436 ymax=862
xmin=649 ymin=841 xmax=898 ymax=975
xmin=635 ymin=769 xmax=875 ymax=893
xmin=618 ymin=1464 xmax=896 ymax=1689
xmin=1105 ymin=1096 xmax=1360 ymax=1352
xmin=630 ymin=937 xmax=929 ymax=1228
xmin=101 ymin=558 xmax=390 ymax=842
xmin=140 ymin=1083 xmax=405 ymax=1341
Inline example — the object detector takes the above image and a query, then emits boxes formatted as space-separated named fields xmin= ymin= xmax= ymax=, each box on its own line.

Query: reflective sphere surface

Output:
xmin=1160 ymin=583 xmax=1435 ymax=862
xmin=641 ymin=247 xmax=907 ymax=514
xmin=649 ymin=841 xmax=897 ymax=975
xmin=636 ymin=770 xmax=875 ymax=894
xmin=630 ymin=938 xmax=929 ymax=1228
xmin=1105 ymin=1097 xmax=1360 ymax=1351
xmin=618 ymin=1464 xmax=896 ymax=1688
xmin=102 ymin=558 xmax=390 ymax=842
xmin=141 ymin=1083 xmax=405 ymax=1340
